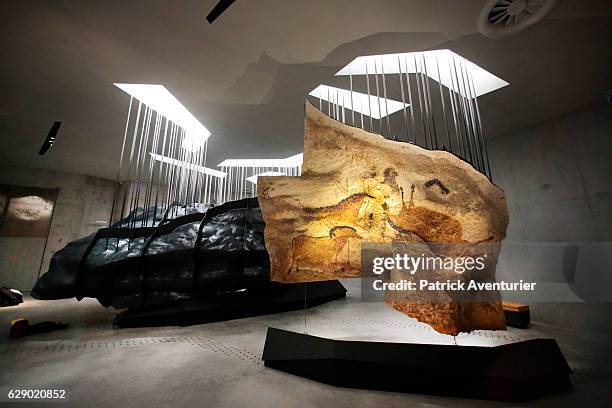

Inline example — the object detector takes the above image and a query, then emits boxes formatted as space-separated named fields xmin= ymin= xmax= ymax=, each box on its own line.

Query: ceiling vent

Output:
xmin=478 ymin=0 xmax=560 ymax=39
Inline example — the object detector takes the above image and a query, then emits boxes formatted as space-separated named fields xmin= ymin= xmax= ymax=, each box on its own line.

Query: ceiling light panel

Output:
xmin=114 ymin=83 xmax=211 ymax=150
xmin=309 ymin=85 xmax=407 ymax=120
xmin=218 ymin=153 xmax=303 ymax=168
xmin=334 ymin=49 xmax=508 ymax=98
xmin=246 ymin=171 xmax=287 ymax=185
xmin=150 ymin=153 xmax=226 ymax=178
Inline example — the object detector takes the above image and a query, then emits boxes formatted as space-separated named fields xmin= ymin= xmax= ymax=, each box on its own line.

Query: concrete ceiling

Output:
xmin=1 ymin=0 xmax=610 ymax=181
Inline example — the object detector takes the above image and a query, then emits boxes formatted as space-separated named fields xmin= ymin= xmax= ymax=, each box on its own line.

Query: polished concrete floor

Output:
xmin=0 ymin=283 xmax=610 ymax=407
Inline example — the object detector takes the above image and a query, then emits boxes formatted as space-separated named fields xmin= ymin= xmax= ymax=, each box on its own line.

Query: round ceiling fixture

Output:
xmin=478 ymin=0 xmax=560 ymax=39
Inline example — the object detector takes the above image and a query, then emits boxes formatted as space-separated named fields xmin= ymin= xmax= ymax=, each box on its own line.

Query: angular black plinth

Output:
xmin=504 ymin=308 xmax=531 ymax=329
xmin=263 ymin=327 xmax=572 ymax=402
xmin=114 ymin=280 xmax=346 ymax=328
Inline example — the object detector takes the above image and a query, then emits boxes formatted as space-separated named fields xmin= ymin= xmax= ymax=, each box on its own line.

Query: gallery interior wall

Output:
xmin=487 ymin=101 xmax=612 ymax=335
xmin=0 ymin=165 xmax=115 ymax=291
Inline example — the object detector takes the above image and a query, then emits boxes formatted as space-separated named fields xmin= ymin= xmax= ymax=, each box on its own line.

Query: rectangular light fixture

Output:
xmin=150 ymin=153 xmax=226 ymax=178
xmin=334 ymin=49 xmax=508 ymax=98
xmin=309 ymin=85 xmax=407 ymax=120
xmin=114 ymin=83 xmax=211 ymax=150
xmin=218 ymin=153 xmax=303 ymax=168
xmin=246 ymin=171 xmax=286 ymax=185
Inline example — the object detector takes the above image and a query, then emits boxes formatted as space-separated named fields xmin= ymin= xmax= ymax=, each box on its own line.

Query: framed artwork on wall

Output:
xmin=0 ymin=184 xmax=59 ymax=238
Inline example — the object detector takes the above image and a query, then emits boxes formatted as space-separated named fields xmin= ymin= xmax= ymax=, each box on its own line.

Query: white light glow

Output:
xmin=334 ymin=49 xmax=508 ymax=98
xmin=218 ymin=153 xmax=303 ymax=168
xmin=114 ymin=84 xmax=211 ymax=151
xmin=246 ymin=171 xmax=286 ymax=185
xmin=7 ymin=196 xmax=54 ymax=221
xmin=150 ymin=153 xmax=226 ymax=178
xmin=309 ymin=85 xmax=407 ymax=119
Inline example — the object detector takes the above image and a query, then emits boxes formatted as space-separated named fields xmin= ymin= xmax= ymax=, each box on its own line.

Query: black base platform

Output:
xmin=504 ymin=308 xmax=531 ymax=329
xmin=263 ymin=327 xmax=572 ymax=402
xmin=114 ymin=280 xmax=346 ymax=328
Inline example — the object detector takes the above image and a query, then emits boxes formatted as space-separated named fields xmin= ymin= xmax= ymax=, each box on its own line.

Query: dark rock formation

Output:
xmin=33 ymin=198 xmax=273 ymax=309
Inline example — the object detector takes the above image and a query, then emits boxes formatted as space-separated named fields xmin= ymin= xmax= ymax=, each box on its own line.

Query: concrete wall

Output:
xmin=0 ymin=165 xmax=115 ymax=290
xmin=487 ymin=102 xmax=612 ymax=335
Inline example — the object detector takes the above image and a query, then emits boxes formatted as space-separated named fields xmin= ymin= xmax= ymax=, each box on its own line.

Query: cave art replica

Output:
xmin=258 ymin=102 xmax=509 ymax=335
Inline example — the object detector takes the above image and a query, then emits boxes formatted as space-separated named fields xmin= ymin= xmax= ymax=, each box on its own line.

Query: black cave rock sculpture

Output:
xmin=32 ymin=198 xmax=338 ymax=310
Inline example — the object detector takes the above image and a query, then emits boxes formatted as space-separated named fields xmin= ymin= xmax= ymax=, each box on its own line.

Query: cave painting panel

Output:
xmin=258 ymin=102 xmax=509 ymax=335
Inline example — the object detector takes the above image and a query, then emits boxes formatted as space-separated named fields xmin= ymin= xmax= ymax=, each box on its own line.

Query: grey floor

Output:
xmin=0 ymin=283 xmax=610 ymax=408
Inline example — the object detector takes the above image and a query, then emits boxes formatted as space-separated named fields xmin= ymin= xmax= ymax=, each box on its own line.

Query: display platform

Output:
xmin=113 ymin=280 xmax=346 ymax=328
xmin=263 ymin=327 xmax=572 ymax=402
xmin=502 ymin=301 xmax=531 ymax=329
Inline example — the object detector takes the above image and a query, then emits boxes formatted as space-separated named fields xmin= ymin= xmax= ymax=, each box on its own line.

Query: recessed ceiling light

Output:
xmin=114 ymin=83 xmax=211 ymax=151
xmin=218 ymin=153 xmax=303 ymax=168
xmin=206 ymin=0 xmax=237 ymax=24
xmin=38 ymin=121 xmax=62 ymax=156
xmin=309 ymin=85 xmax=408 ymax=120
xmin=334 ymin=49 xmax=508 ymax=97
xmin=150 ymin=153 xmax=226 ymax=178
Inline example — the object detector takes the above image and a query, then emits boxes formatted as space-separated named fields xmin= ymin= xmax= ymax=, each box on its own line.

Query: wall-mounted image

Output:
xmin=0 ymin=185 xmax=59 ymax=238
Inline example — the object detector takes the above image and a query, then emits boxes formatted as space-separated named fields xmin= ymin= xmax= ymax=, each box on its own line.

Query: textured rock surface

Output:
xmin=258 ymin=102 xmax=509 ymax=335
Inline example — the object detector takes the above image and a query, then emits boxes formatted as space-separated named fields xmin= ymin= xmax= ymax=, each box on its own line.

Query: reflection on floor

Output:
xmin=0 ymin=282 xmax=610 ymax=408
